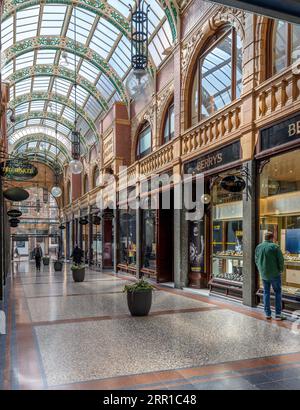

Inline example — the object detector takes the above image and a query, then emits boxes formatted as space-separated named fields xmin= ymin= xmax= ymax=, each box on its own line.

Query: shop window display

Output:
xmin=142 ymin=209 xmax=157 ymax=270
xmin=119 ymin=209 xmax=137 ymax=266
xmin=259 ymin=150 xmax=300 ymax=297
xmin=211 ymin=171 xmax=244 ymax=284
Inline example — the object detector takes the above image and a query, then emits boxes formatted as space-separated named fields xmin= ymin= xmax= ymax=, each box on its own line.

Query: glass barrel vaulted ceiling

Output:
xmin=1 ymin=0 xmax=177 ymax=170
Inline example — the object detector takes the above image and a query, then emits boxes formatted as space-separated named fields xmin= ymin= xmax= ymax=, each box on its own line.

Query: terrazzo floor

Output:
xmin=2 ymin=260 xmax=300 ymax=390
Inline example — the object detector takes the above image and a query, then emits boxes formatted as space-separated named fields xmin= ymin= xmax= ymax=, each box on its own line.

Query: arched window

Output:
xmin=136 ymin=123 xmax=152 ymax=159
xmin=272 ymin=21 xmax=300 ymax=75
xmin=93 ymin=166 xmax=100 ymax=189
xmin=67 ymin=180 xmax=71 ymax=204
xmin=83 ymin=174 xmax=89 ymax=195
xmin=190 ymin=26 xmax=243 ymax=127
xmin=163 ymin=101 xmax=175 ymax=144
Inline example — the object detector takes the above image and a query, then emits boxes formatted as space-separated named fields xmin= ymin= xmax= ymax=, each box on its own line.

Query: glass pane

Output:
xmin=259 ymin=150 xmax=300 ymax=296
xmin=292 ymin=24 xmax=300 ymax=64
xmin=236 ymin=33 xmax=243 ymax=99
xmin=137 ymin=126 xmax=151 ymax=158
xmin=273 ymin=21 xmax=288 ymax=74
xmin=201 ymin=31 xmax=233 ymax=118
xmin=142 ymin=209 xmax=157 ymax=270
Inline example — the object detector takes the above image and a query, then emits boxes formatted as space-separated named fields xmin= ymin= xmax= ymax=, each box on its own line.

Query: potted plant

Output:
xmin=71 ymin=263 xmax=85 ymax=282
xmin=54 ymin=259 xmax=63 ymax=272
xmin=42 ymin=256 xmax=50 ymax=266
xmin=124 ymin=279 xmax=154 ymax=317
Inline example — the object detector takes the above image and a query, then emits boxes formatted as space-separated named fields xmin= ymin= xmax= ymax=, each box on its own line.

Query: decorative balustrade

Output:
xmin=181 ymin=102 xmax=242 ymax=157
xmin=139 ymin=142 xmax=174 ymax=175
xmin=255 ymin=69 xmax=300 ymax=122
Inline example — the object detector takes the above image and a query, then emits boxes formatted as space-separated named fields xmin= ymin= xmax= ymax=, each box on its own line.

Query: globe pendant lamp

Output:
xmin=126 ymin=1 xmax=153 ymax=103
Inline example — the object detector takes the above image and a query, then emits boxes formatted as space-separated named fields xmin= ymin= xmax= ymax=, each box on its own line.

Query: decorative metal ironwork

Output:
xmin=130 ymin=1 xmax=150 ymax=71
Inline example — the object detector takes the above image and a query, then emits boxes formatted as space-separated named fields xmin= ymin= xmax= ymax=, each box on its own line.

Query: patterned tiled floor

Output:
xmin=1 ymin=260 xmax=300 ymax=390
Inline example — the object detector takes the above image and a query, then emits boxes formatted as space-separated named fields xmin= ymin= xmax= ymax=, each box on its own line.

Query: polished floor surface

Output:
xmin=1 ymin=261 xmax=300 ymax=390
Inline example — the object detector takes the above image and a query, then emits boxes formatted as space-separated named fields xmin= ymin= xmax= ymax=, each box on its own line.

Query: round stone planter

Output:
xmin=42 ymin=257 xmax=50 ymax=266
xmin=72 ymin=267 xmax=85 ymax=283
xmin=126 ymin=289 xmax=152 ymax=317
xmin=54 ymin=261 xmax=63 ymax=272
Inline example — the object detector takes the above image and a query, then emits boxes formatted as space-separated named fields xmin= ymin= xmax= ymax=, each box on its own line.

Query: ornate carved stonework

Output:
xmin=181 ymin=7 xmax=246 ymax=76
xmin=156 ymin=82 xmax=174 ymax=134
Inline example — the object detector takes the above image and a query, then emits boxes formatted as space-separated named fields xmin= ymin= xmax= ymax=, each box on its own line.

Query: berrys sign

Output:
xmin=0 ymin=160 xmax=38 ymax=181
xmin=260 ymin=113 xmax=300 ymax=152
xmin=184 ymin=141 xmax=241 ymax=175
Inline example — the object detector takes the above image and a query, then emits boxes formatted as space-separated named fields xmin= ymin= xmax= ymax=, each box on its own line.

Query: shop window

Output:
xmin=190 ymin=26 xmax=243 ymax=127
xmin=259 ymin=150 xmax=300 ymax=297
xmin=93 ymin=166 xmax=100 ymax=188
xmin=211 ymin=169 xmax=244 ymax=284
xmin=163 ymin=101 xmax=175 ymax=144
xmin=67 ymin=180 xmax=71 ymax=204
xmin=119 ymin=209 xmax=137 ymax=266
xmin=136 ymin=123 xmax=152 ymax=159
xmin=142 ymin=209 xmax=157 ymax=270
xmin=272 ymin=21 xmax=300 ymax=75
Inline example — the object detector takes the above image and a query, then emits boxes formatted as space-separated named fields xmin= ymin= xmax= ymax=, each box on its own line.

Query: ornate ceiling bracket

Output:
xmin=4 ymin=36 xmax=129 ymax=104
xmin=8 ymin=65 xmax=109 ymax=111
xmin=159 ymin=0 xmax=179 ymax=41
xmin=9 ymin=91 xmax=99 ymax=139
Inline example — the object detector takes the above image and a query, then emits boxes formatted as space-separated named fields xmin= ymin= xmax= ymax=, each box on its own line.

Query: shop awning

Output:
xmin=209 ymin=0 xmax=300 ymax=24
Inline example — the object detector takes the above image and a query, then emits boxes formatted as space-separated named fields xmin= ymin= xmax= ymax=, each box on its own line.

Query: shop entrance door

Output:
xmin=157 ymin=190 xmax=174 ymax=283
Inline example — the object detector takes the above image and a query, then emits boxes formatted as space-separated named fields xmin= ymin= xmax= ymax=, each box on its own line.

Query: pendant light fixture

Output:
xmin=126 ymin=1 xmax=153 ymax=102
xmin=51 ymin=77 xmax=62 ymax=198
xmin=69 ymin=5 xmax=83 ymax=175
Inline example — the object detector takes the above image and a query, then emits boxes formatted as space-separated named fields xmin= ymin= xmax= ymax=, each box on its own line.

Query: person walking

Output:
xmin=255 ymin=232 xmax=286 ymax=321
xmin=33 ymin=244 xmax=43 ymax=271
xmin=71 ymin=244 xmax=83 ymax=265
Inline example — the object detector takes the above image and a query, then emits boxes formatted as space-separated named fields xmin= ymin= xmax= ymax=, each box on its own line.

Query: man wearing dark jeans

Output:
xmin=255 ymin=232 xmax=286 ymax=321
xmin=33 ymin=244 xmax=43 ymax=271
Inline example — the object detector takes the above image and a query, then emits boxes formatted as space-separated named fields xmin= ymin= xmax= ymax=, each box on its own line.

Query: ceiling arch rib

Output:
xmin=8 ymin=65 xmax=109 ymax=111
xmin=4 ymin=36 xmax=129 ymax=104
xmin=8 ymin=112 xmax=89 ymax=152
xmin=9 ymin=128 xmax=71 ymax=150
xmin=9 ymin=91 xmax=99 ymax=139
xmin=2 ymin=0 xmax=177 ymax=42
xmin=13 ymin=136 xmax=71 ymax=161
xmin=14 ymin=151 xmax=65 ymax=171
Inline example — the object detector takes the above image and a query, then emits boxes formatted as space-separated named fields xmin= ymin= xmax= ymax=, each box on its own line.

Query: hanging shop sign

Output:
xmin=93 ymin=215 xmax=101 ymax=225
xmin=184 ymin=141 xmax=241 ymax=175
xmin=3 ymin=187 xmax=30 ymax=202
xmin=59 ymin=224 xmax=66 ymax=230
xmin=7 ymin=209 xmax=22 ymax=218
xmin=79 ymin=218 xmax=89 ymax=225
xmin=260 ymin=113 xmax=300 ymax=152
xmin=9 ymin=218 xmax=20 ymax=224
xmin=220 ymin=175 xmax=246 ymax=193
xmin=0 ymin=160 xmax=38 ymax=181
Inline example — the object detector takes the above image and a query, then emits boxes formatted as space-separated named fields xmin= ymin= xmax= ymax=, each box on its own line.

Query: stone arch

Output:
xmin=131 ymin=120 xmax=152 ymax=163
xmin=158 ymin=91 xmax=174 ymax=146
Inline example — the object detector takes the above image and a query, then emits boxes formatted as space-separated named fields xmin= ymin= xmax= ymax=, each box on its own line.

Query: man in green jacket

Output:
xmin=255 ymin=232 xmax=286 ymax=321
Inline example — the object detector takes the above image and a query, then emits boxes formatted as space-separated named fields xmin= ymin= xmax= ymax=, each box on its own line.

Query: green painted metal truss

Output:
xmin=3 ymin=0 xmax=178 ymax=41
xmin=13 ymin=135 xmax=72 ymax=161
xmin=9 ymin=91 xmax=100 ymax=139
xmin=8 ymin=65 xmax=109 ymax=111
xmin=8 ymin=111 xmax=89 ymax=152
xmin=4 ymin=36 xmax=129 ymax=104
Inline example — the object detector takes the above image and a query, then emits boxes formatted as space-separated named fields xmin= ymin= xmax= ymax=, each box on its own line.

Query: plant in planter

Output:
xmin=124 ymin=280 xmax=154 ymax=317
xmin=42 ymin=256 xmax=50 ymax=266
xmin=71 ymin=263 xmax=85 ymax=283
xmin=54 ymin=259 xmax=63 ymax=272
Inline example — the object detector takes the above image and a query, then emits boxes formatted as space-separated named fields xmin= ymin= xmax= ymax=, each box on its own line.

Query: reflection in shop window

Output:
xmin=119 ymin=209 xmax=137 ymax=266
xmin=142 ymin=209 xmax=157 ymax=270
xmin=259 ymin=151 xmax=300 ymax=297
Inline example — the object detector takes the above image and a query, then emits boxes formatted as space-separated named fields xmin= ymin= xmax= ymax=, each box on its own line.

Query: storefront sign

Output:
xmin=184 ymin=141 xmax=241 ymax=175
xmin=0 ymin=160 xmax=38 ymax=181
xmin=260 ymin=113 xmax=300 ymax=152
xmin=220 ymin=175 xmax=246 ymax=193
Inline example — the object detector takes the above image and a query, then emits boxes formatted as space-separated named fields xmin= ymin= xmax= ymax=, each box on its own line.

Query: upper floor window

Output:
xmin=190 ymin=26 xmax=243 ymax=127
xmin=83 ymin=174 xmax=89 ymax=195
xmin=93 ymin=166 xmax=100 ymax=189
xmin=137 ymin=123 xmax=152 ymax=159
xmin=272 ymin=21 xmax=300 ymax=75
xmin=163 ymin=102 xmax=175 ymax=144
xmin=67 ymin=181 xmax=71 ymax=204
